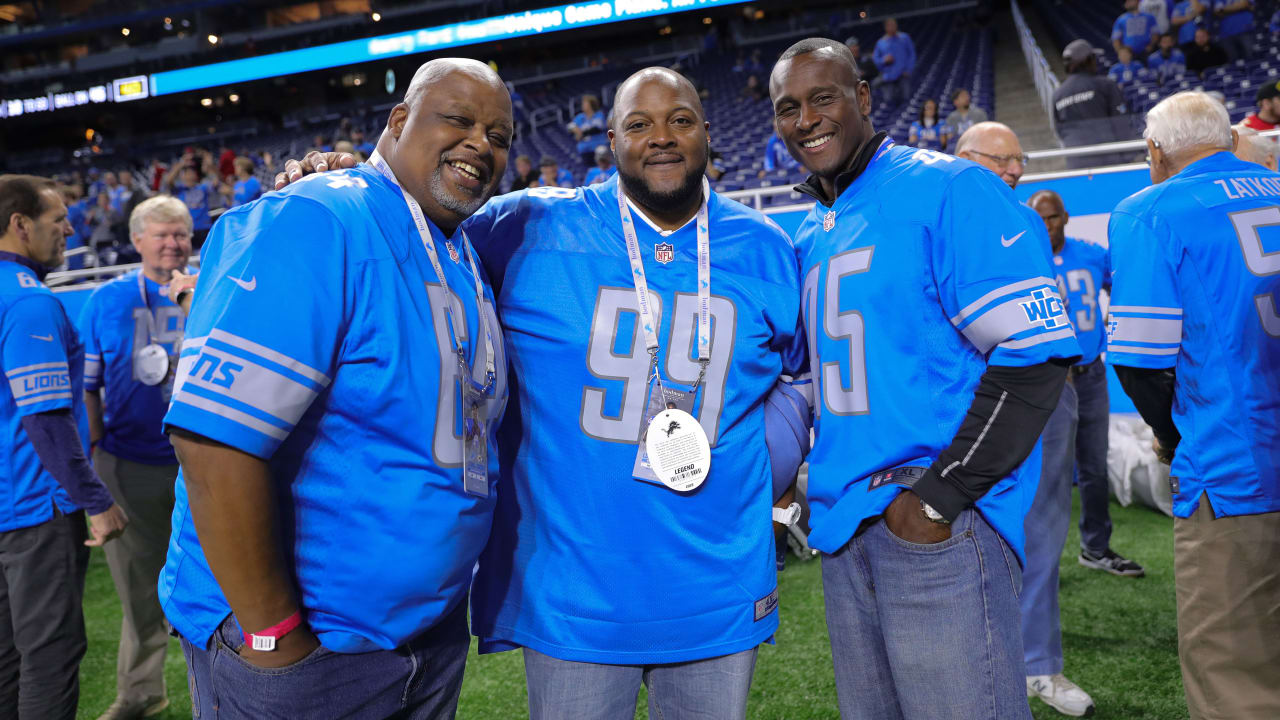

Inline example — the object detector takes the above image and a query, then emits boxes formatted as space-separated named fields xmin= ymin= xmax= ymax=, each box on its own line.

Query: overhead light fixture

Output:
xmin=200 ymin=97 xmax=213 ymax=107
xmin=703 ymin=17 xmax=712 ymax=24
xmin=207 ymin=34 xmax=219 ymax=45
xmin=121 ymin=27 xmax=130 ymax=36
xmin=371 ymin=12 xmax=381 ymax=21
xmin=228 ymin=93 xmax=240 ymax=103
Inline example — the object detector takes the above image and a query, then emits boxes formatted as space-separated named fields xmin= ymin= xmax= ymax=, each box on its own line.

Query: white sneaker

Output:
xmin=1027 ymin=674 xmax=1095 ymax=717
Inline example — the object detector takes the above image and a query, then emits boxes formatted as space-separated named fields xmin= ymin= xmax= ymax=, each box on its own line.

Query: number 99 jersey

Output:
xmin=793 ymin=141 xmax=1082 ymax=562
xmin=1106 ymin=152 xmax=1280 ymax=519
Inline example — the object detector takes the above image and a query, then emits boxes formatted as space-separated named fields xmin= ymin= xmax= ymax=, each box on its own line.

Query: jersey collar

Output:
xmin=794 ymin=131 xmax=890 ymax=207
xmin=1177 ymin=150 xmax=1246 ymax=178
xmin=0 ymin=250 xmax=48 ymax=281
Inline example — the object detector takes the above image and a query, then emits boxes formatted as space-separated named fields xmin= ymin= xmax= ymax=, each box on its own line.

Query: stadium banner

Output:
xmin=150 ymin=0 xmax=753 ymax=96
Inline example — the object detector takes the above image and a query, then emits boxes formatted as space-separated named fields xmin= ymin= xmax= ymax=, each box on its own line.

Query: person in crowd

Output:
xmin=1148 ymin=33 xmax=1188 ymax=81
xmin=945 ymin=88 xmax=988 ymax=138
xmin=1113 ymin=0 xmax=1161 ymax=58
xmin=760 ymin=131 xmax=799 ymax=177
xmin=1213 ymin=0 xmax=1256 ymax=60
xmin=770 ymin=38 xmax=1079 ymax=720
xmin=1234 ymin=124 xmax=1279 ymax=170
xmin=1271 ymin=7 xmax=1280 ymax=32
xmin=1108 ymin=89 xmax=1280 ymax=720
xmin=79 ymin=196 xmax=194 ymax=720
xmin=584 ymin=145 xmax=616 ymax=184
xmin=333 ymin=140 xmax=355 ymax=156
xmin=844 ymin=37 xmax=879 ymax=86
xmin=873 ymin=17 xmax=916 ymax=109
xmin=1244 ymin=80 xmax=1279 ymax=132
xmin=1141 ymin=0 xmax=1171 ymax=33
xmin=508 ymin=154 xmax=538 ymax=192
xmin=59 ymin=184 xmax=89 ymax=270
xmin=100 ymin=172 xmax=122 ymax=209
xmin=1183 ymin=26 xmax=1230 ymax=74
xmin=1110 ymin=46 xmax=1146 ymax=83
xmin=569 ymin=94 xmax=607 ymax=166
xmin=740 ymin=74 xmax=766 ymax=102
xmin=1171 ymin=0 xmax=1208 ymax=44
xmin=532 ymin=155 xmax=573 ymax=188
xmin=229 ymin=157 xmax=262 ymax=207
xmin=86 ymin=191 xmax=120 ymax=250
xmin=311 ymin=133 xmax=331 ymax=152
xmin=909 ymin=97 xmax=950 ymax=151
xmin=1053 ymin=40 xmax=1134 ymax=169
xmin=162 ymin=163 xmax=217 ymax=244
xmin=161 ymin=58 xmax=511 ymax=719
xmin=0 ymin=174 xmax=128 ymax=720
xmin=350 ymin=128 xmax=375 ymax=156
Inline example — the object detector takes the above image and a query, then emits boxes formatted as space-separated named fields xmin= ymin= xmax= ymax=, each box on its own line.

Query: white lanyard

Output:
xmin=368 ymin=152 xmax=496 ymax=387
xmin=616 ymin=178 xmax=712 ymax=387
xmin=136 ymin=271 xmax=161 ymax=344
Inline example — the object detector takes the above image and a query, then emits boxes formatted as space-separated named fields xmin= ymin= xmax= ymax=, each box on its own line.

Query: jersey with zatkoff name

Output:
xmin=1054 ymin=238 xmax=1110 ymax=366
xmin=78 ymin=269 xmax=188 ymax=464
xmin=160 ymin=164 xmax=507 ymax=654
xmin=0 ymin=254 xmax=89 ymax=531
xmin=464 ymin=175 xmax=804 ymax=665
xmin=793 ymin=142 xmax=1082 ymax=563
xmin=1106 ymin=151 xmax=1279 ymax=519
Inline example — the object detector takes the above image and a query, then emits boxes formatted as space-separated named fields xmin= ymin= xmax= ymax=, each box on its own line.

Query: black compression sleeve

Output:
xmin=911 ymin=361 xmax=1068 ymax=521
xmin=20 ymin=409 xmax=114 ymax=515
xmin=1113 ymin=365 xmax=1180 ymax=451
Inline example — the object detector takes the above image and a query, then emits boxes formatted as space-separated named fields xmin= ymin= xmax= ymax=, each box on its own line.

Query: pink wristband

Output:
xmin=243 ymin=611 xmax=303 ymax=652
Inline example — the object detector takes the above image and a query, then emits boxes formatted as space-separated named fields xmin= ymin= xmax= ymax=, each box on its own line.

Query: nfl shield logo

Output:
xmin=654 ymin=242 xmax=674 ymax=264
xmin=823 ymin=210 xmax=836 ymax=232
xmin=445 ymin=241 xmax=460 ymax=263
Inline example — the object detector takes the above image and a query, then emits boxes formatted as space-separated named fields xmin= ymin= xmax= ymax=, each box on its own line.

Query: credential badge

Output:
xmin=823 ymin=210 xmax=836 ymax=232
xmin=654 ymin=242 xmax=674 ymax=264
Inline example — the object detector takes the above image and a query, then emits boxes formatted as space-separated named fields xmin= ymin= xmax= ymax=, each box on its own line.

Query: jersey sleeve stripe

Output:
xmin=173 ymin=382 xmax=293 ymax=433
xmin=1108 ymin=305 xmax=1182 ymax=316
xmin=203 ymin=337 xmax=327 ymax=395
xmin=1108 ymin=316 xmax=1182 ymax=345
xmin=1107 ymin=343 xmax=1179 ymax=356
xmin=957 ymin=298 xmax=1048 ymax=353
xmin=997 ymin=327 xmax=1077 ymax=350
xmin=949 ymin=276 xmax=1057 ymax=327
xmin=173 ymin=347 xmax=319 ymax=429
xmin=168 ymin=391 xmax=290 ymax=441
xmin=9 ymin=370 xmax=71 ymax=399
xmin=208 ymin=329 xmax=330 ymax=387
xmin=181 ymin=335 xmax=208 ymax=353
xmin=16 ymin=390 xmax=72 ymax=406
xmin=4 ymin=360 xmax=69 ymax=378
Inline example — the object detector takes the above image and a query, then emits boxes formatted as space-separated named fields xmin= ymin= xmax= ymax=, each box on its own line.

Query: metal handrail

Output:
xmin=46 ymin=256 xmax=201 ymax=291
xmin=1011 ymin=0 xmax=1060 ymax=132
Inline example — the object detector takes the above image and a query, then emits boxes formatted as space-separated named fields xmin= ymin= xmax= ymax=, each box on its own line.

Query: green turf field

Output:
xmin=76 ymin=496 xmax=1185 ymax=719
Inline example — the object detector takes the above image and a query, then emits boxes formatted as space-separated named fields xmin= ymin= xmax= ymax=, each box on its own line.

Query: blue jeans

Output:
xmin=523 ymin=646 xmax=758 ymax=720
xmin=822 ymin=509 xmax=1030 ymax=720
xmin=178 ymin=600 xmax=468 ymax=719
xmin=1073 ymin=359 xmax=1112 ymax=555
xmin=1021 ymin=381 xmax=1078 ymax=676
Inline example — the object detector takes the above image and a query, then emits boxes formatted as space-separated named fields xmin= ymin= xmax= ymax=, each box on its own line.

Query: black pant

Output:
xmin=0 ymin=510 xmax=90 ymax=720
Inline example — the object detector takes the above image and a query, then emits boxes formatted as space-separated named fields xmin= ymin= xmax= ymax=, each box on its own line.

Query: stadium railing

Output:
xmin=1011 ymin=0 xmax=1060 ymax=133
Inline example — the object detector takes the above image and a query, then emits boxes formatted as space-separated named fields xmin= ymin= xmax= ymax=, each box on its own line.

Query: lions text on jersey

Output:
xmin=160 ymin=165 xmax=507 ymax=653
xmin=793 ymin=141 xmax=1082 ymax=562
xmin=464 ymin=175 xmax=805 ymax=664
xmin=1107 ymin=152 xmax=1280 ymax=518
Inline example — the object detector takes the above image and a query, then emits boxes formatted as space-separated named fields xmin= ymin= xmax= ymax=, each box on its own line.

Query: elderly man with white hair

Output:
xmin=1107 ymin=90 xmax=1280 ymax=720
xmin=77 ymin=195 xmax=194 ymax=720
xmin=1233 ymin=124 xmax=1278 ymax=171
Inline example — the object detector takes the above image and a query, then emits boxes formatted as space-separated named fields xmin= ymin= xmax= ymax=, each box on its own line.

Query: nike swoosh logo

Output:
xmin=1001 ymin=231 xmax=1026 ymax=247
xmin=29 ymin=334 xmax=53 ymax=342
xmin=230 ymin=276 xmax=257 ymax=291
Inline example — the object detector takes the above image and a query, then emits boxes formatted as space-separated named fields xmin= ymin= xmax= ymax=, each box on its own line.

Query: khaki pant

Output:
xmin=1174 ymin=497 xmax=1280 ymax=720
xmin=94 ymin=448 xmax=177 ymax=704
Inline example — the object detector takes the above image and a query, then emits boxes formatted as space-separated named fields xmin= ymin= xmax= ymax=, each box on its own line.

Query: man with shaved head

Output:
xmin=279 ymin=64 xmax=810 ymax=719
xmin=770 ymin=38 xmax=1082 ymax=719
xmin=160 ymin=58 xmax=512 ymax=718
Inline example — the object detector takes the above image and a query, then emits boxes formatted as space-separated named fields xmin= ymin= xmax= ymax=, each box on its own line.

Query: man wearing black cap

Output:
xmin=1244 ymin=79 xmax=1280 ymax=133
xmin=1052 ymin=39 xmax=1134 ymax=169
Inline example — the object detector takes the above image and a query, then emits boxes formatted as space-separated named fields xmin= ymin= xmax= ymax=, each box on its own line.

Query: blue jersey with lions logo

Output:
xmin=793 ymin=140 xmax=1081 ymax=563
xmin=463 ymin=174 xmax=804 ymax=664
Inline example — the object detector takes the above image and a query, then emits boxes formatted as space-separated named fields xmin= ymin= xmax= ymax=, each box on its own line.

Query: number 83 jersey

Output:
xmin=462 ymin=175 xmax=804 ymax=664
xmin=793 ymin=142 xmax=1082 ymax=561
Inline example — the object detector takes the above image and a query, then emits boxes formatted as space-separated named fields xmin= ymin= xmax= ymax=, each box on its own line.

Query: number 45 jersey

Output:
xmin=463 ymin=175 xmax=804 ymax=664
xmin=793 ymin=142 xmax=1082 ymax=562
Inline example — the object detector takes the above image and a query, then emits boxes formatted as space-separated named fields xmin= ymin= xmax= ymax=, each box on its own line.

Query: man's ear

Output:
xmin=388 ymin=104 xmax=410 ymax=140
xmin=1230 ymin=128 xmax=1240 ymax=153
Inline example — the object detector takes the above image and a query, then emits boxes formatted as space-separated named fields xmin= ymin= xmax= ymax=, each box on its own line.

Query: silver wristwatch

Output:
xmin=919 ymin=499 xmax=950 ymax=525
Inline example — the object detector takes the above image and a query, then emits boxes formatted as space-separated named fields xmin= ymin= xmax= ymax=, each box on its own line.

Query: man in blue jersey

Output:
xmin=770 ymin=39 xmax=1082 ymax=719
xmin=79 ymin=195 xmax=194 ymax=720
xmin=278 ymin=65 xmax=810 ymax=720
xmin=160 ymin=59 xmax=510 ymax=719
xmin=1107 ymin=90 xmax=1280 ymax=720
xmin=0 ymin=174 xmax=128 ymax=720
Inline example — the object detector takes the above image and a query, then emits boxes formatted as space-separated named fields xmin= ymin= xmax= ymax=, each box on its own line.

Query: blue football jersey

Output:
xmin=464 ymin=176 xmax=804 ymax=664
xmin=1106 ymin=152 xmax=1280 ymax=519
xmin=0 ymin=253 xmax=90 ymax=531
xmin=793 ymin=142 xmax=1082 ymax=562
xmin=79 ymin=269 xmax=188 ymax=464
xmin=1053 ymin=238 xmax=1110 ymax=365
xmin=160 ymin=164 xmax=507 ymax=653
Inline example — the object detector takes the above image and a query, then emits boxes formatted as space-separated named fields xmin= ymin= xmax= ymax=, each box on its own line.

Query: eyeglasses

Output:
xmin=967 ymin=149 xmax=1030 ymax=167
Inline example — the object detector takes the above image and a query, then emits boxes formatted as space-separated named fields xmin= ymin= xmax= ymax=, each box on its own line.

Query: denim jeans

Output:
xmin=523 ymin=646 xmax=758 ymax=720
xmin=1073 ymin=359 xmax=1112 ymax=555
xmin=179 ymin=600 xmax=468 ymax=719
xmin=1021 ymin=381 xmax=1078 ymax=677
xmin=822 ymin=508 xmax=1030 ymax=720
